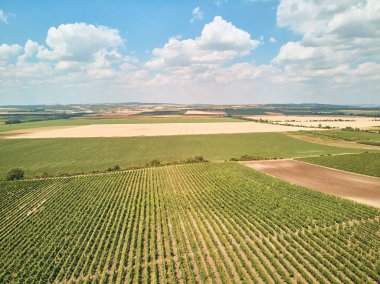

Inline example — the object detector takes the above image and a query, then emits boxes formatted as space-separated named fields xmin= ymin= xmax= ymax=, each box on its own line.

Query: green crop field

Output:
xmin=0 ymin=117 xmax=241 ymax=133
xmin=0 ymin=133 xmax=367 ymax=178
xmin=295 ymin=130 xmax=380 ymax=146
xmin=0 ymin=163 xmax=379 ymax=283
xmin=300 ymin=152 xmax=380 ymax=178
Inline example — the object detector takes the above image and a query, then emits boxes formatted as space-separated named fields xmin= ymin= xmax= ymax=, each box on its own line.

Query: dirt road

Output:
xmin=242 ymin=159 xmax=380 ymax=208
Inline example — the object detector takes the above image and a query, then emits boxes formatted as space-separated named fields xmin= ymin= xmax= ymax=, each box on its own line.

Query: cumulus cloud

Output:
xmin=146 ymin=16 xmax=259 ymax=69
xmin=272 ymin=0 xmax=380 ymax=92
xmin=37 ymin=23 xmax=123 ymax=61
xmin=273 ymin=42 xmax=330 ymax=64
xmin=18 ymin=40 xmax=41 ymax=61
xmin=0 ymin=22 xmax=138 ymax=94
xmin=0 ymin=44 xmax=22 ymax=62
xmin=1 ymin=6 xmax=379 ymax=105
xmin=191 ymin=6 xmax=203 ymax=23
xmin=275 ymin=0 xmax=380 ymax=65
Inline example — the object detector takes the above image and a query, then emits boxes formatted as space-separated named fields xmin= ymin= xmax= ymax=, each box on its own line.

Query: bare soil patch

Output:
xmin=242 ymin=160 xmax=380 ymax=208
xmin=5 ymin=122 xmax=318 ymax=139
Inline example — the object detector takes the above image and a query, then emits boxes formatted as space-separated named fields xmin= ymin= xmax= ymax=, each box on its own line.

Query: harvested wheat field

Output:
xmin=6 ymin=122 xmax=317 ymax=139
xmin=242 ymin=159 xmax=380 ymax=208
xmin=245 ymin=115 xmax=380 ymax=129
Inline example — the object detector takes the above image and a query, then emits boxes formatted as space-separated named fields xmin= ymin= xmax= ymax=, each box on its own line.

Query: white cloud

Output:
xmin=146 ymin=16 xmax=259 ymax=69
xmin=273 ymin=0 xmax=380 ymax=87
xmin=0 ymin=9 xmax=8 ymax=24
xmin=273 ymin=42 xmax=331 ymax=64
xmin=0 ymin=44 xmax=22 ymax=62
xmin=37 ymin=23 xmax=123 ymax=61
xmin=0 ymin=7 xmax=379 ymax=105
xmin=191 ymin=6 xmax=204 ymax=23
xmin=277 ymin=0 xmax=359 ymax=35
xmin=18 ymin=40 xmax=41 ymax=61
xmin=276 ymin=0 xmax=380 ymax=63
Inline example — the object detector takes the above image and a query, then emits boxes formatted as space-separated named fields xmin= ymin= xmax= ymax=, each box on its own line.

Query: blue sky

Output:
xmin=0 ymin=0 xmax=379 ymax=105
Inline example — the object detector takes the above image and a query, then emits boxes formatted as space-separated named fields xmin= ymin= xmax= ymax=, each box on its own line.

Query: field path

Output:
xmin=242 ymin=160 xmax=380 ymax=208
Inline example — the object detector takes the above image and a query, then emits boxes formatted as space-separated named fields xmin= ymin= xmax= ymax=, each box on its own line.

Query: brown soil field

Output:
xmin=242 ymin=159 xmax=380 ymax=208
xmin=5 ymin=122 xmax=318 ymax=139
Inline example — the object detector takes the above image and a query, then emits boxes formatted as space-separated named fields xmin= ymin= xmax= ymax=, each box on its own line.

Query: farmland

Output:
xmin=243 ymin=159 xmax=380 ymax=208
xmin=295 ymin=130 xmax=380 ymax=145
xmin=0 ymin=117 xmax=241 ymax=133
xmin=244 ymin=115 xmax=380 ymax=129
xmin=4 ymin=122 xmax=319 ymax=139
xmin=1 ymin=163 xmax=379 ymax=283
xmin=0 ymin=132 xmax=368 ymax=178
xmin=300 ymin=152 xmax=380 ymax=178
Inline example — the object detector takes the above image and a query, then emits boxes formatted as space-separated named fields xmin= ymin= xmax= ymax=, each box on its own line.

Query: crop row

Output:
xmin=0 ymin=162 xmax=379 ymax=283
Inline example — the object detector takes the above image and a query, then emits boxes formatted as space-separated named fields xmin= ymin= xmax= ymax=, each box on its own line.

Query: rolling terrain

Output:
xmin=0 ymin=133 xmax=368 ymax=178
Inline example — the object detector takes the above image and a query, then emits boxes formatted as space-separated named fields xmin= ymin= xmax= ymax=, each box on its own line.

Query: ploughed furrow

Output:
xmin=0 ymin=162 xmax=379 ymax=283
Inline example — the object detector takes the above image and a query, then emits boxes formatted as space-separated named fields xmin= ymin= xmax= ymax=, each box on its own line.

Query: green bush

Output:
xmin=230 ymin=154 xmax=267 ymax=161
xmin=5 ymin=168 xmax=24 ymax=181
xmin=147 ymin=160 xmax=161 ymax=167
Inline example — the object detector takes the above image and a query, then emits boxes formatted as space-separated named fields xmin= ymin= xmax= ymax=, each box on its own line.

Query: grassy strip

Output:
xmin=0 ymin=132 xmax=367 ymax=178
xmin=358 ymin=141 xmax=380 ymax=146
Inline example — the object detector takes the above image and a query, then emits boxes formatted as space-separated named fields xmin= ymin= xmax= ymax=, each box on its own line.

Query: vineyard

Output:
xmin=300 ymin=152 xmax=380 ymax=178
xmin=295 ymin=130 xmax=380 ymax=145
xmin=0 ymin=162 xmax=379 ymax=283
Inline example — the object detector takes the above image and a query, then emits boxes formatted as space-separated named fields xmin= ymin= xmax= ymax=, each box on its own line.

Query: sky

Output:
xmin=0 ymin=0 xmax=379 ymax=105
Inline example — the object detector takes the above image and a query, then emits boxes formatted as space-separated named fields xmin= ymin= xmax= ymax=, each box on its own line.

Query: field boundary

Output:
xmin=241 ymin=159 xmax=380 ymax=208
xmin=286 ymin=132 xmax=380 ymax=150
xmin=294 ymin=159 xmax=380 ymax=180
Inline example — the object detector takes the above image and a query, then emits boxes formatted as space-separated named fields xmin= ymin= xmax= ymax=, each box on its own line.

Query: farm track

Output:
xmin=0 ymin=163 xmax=379 ymax=283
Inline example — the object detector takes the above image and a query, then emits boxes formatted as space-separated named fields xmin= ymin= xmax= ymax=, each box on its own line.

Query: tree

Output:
xmin=194 ymin=156 xmax=204 ymax=162
xmin=5 ymin=168 xmax=24 ymax=181
xmin=147 ymin=160 xmax=161 ymax=167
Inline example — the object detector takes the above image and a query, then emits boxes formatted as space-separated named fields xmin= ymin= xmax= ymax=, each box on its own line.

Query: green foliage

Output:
xmin=185 ymin=155 xmax=205 ymax=163
xmin=0 ymin=163 xmax=378 ymax=283
xmin=146 ymin=159 xmax=161 ymax=167
xmin=5 ymin=168 xmax=24 ymax=181
xmin=300 ymin=152 xmax=380 ymax=177
xmin=4 ymin=119 xmax=21 ymax=124
xmin=0 ymin=133 xmax=365 ymax=178
xmin=230 ymin=154 xmax=268 ymax=161
xmin=358 ymin=141 xmax=380 ymax=146
xmin=107 ymin=165 xmax=121 ymax=172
